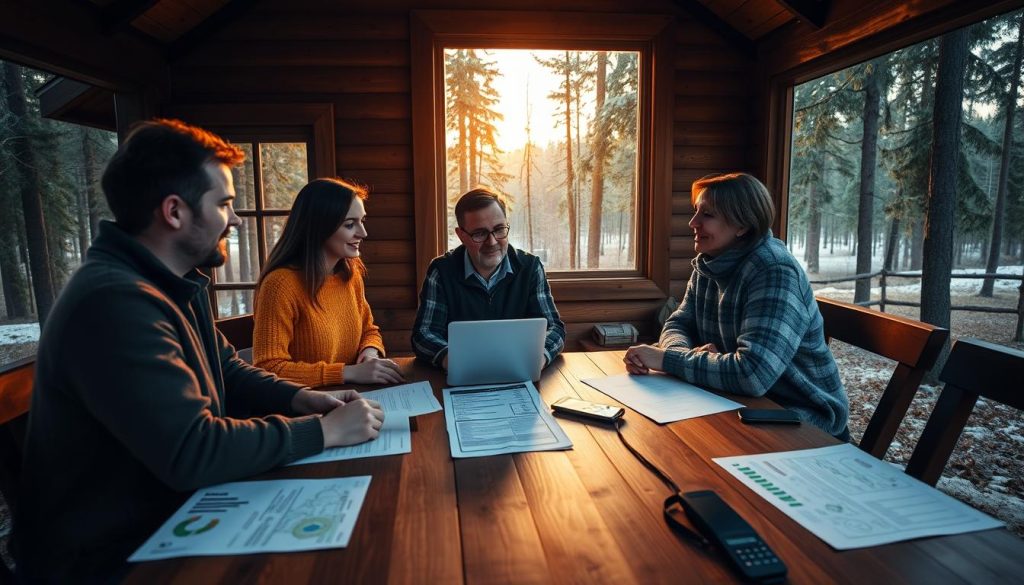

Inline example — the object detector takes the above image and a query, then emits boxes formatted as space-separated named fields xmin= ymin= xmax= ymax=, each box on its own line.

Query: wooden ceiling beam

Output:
xmin=166 ymin=0 xmax=261 ymax=62
xmin=98 ymin=0 xmax=161 ymax=35
xmin=777 ymin=0 xmax=829 ymax=29
xmin=671 ymin=0 xmax=755 ymax=56
xmin=0 ymin=0 xmax=165 ymax=90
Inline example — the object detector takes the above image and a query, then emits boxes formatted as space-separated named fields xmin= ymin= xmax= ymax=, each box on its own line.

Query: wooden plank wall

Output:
xmin=169 ymin=0 xmax=755 ymax=353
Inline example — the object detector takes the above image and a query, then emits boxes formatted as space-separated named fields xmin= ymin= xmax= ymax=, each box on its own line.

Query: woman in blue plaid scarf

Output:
xmin=624 ymin=173 xmax=849 ymax=438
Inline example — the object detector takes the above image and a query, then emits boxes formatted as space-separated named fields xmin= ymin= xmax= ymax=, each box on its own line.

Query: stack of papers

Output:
xmin=443 ymin=381 xmax=572 ymax=458
xmin=581 ymin=373 xmax=742 ymax=423
xmin=129 ymin=477 xmax=372 ymax=561
xmin=714 ymin=443 xmax=1003 ymax=549
xmin=289 ymin=381 xmax=441 ymax=466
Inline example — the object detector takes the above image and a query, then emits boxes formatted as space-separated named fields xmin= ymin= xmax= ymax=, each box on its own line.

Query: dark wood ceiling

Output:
xmin=691 ymin=0 xmax=814 ymax=39
xmin=87 ymin=0 xmax=232 ymax=43
xmin=93 ymin=0 xmax=812 ymax=46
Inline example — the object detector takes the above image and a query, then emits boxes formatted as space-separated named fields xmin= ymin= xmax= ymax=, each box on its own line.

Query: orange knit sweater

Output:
xmin=253 ymin=268 xmax=385 ymax=387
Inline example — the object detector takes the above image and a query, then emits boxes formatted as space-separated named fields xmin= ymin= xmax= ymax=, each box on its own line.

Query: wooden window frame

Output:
xmin=410 ymin=10 xmax=674 ymax=301
xmin=164 ymin=103 xmax=336 ymax=317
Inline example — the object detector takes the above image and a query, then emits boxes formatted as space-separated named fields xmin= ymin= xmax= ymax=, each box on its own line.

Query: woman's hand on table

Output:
xmin=623 ymin=344 xmax=665 ymax=374
xmin=356 ymin=347 xmax=381 ymax=363
xmin=345 ymin=356 xmax=405 ymax=385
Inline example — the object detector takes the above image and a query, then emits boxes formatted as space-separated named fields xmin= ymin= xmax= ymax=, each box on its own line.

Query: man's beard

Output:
xmin=197 ymin=235 xmax=229 ymax=268
xmin=180 ymin=223 xmax=231 ymax=269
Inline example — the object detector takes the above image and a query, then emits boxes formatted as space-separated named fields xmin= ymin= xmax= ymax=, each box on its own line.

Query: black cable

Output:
xmin=614 ymin=418 xmax=708 ymax=547
xmin=614 ymin=417 xmax=680 ymax=494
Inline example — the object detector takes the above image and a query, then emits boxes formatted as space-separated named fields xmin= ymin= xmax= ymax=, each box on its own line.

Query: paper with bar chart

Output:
xmin=713 ymin=443 xmax=1002 ymax=550
xmin=129 ymin=476 xmax=371 ymax=561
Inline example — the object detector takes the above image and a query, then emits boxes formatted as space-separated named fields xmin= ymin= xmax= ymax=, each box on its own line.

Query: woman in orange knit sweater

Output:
xmin=253 ymin=178 xmax=404 ymax=387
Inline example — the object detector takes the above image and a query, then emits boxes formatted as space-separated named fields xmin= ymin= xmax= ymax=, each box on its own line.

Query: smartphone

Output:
xmin=551 ymin=396 xmax=624 ymax=423
xmin=737 ymin=408 xmax=801 ymax=425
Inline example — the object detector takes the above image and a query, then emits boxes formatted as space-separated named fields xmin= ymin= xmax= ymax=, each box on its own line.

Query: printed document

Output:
xmin=129 ymin=476 xmax=371 ymax=561
xmin=360 ymin=381 xmax=441 ymax=417
xmin=289 ymin=415 xmax=410 ymax=466
xmin=581 ymin=372 xmax=742 ymax=423
xmin=443 ymin=381 xmax=572 ymax=458
xmin=714 ymin=443 xmax=1003 ymax=549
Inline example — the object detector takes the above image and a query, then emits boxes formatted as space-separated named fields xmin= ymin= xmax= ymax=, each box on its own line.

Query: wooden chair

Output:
xmin=817 ymin=297 xmax=949 ymax=459
xmin=216 ymin=314 xmax=254 ymax=350
xmin=905 ymin=338 xmax=1024 ymax=486
xmin=0 ymin=356 xmax=34 ymax=578
xmin=0 ymin=357 xmax=33 ymax=513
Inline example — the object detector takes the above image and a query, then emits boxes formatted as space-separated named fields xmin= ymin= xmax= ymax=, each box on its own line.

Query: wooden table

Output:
xmin=124 ymin=352 xmax=1023 ymax=584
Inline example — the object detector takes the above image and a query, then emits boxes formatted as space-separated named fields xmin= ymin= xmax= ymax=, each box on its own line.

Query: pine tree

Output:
xmin=980 ymin=12 xmax=1024 ymax=296
xmin=922 ymin=27 xmax=970 ymax=372
xmin=2 ymin=62 xmax=56 ymax=323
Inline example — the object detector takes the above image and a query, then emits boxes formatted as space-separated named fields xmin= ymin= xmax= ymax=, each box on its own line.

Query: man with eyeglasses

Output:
xmin=412 ymin=188 xmax=565 ymax=369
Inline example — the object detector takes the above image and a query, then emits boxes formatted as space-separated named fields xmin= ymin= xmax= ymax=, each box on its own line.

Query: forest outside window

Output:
xmin=443 ymin=49 xmax=639 ymax=272
xmin=412 ymin=11 xmax=674 ymax=296
xmin=785 ymin=8 xmax=1024 ymax=312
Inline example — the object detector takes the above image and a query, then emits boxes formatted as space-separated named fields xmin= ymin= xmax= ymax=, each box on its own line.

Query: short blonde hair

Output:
xmin=691 ymin=173 xmax=775 ymax=241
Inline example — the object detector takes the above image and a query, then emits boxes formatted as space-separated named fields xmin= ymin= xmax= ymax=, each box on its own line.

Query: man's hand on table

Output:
xmin=292 ymin=388 xmax=386 ymax=446
xmin=319 ymin=396 xmax=386 ymax=447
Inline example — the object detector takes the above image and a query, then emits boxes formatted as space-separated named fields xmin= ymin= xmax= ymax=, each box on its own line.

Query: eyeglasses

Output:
xmin=467 ymin=224 xmax=510 ymax=243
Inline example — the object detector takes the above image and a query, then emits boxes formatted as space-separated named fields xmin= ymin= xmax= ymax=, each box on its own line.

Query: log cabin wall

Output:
xmin=165 ymin=0 xmax=756 ymax=354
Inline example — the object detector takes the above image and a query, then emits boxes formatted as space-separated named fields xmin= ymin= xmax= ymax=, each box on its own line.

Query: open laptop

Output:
xmin=447 ymin=318 xmax=546 ymax=386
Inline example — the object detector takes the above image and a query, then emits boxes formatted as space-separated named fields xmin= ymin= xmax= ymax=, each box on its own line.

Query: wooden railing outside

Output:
xmin=808 ymin=269 xmax=1024 ymax=342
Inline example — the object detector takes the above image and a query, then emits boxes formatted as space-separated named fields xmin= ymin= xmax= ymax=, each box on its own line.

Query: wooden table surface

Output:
xmin=124 ymin=352 xmax=1023 ymax=584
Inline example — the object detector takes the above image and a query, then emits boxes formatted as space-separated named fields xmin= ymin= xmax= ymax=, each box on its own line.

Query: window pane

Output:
xmin=264 ymin=216 xmax=289 ymax=254
xmin=443 ymin=49 xmax=639 ymax=271
xmin=216 ymin=290 xmax=254 ymax=319
xmin=231 ymin=143 xmax=257 ymax=211
xmin=0 ymin=60 xmax=117 ymax=368
xmin=216 ymin=217 xmax=260 ymax=284
xmin=260 ymin=143 xmax=308 ymax=210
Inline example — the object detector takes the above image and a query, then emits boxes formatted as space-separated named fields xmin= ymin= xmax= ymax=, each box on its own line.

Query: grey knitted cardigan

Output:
xmin=660 ymin=233 xmax=848 ymax=435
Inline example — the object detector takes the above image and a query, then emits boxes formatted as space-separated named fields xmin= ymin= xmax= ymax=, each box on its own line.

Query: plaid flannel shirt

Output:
xmin=660 ymin=234 xmax=848 ymax=435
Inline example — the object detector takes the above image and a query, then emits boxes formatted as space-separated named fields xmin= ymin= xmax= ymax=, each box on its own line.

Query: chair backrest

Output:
xmin=216 ymin=314 xmax=254 ymax=351
xmin=0 ymin=356 xmax=33 ymax=519
xmin=816 ymin=297 xmax=949 ymax=458
xmin=905 ymin=338 xmax=1024 ymax=486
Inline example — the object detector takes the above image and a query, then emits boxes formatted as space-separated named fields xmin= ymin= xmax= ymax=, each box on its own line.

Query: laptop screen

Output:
xmin=447 ymin=318 xmax=546 ymax=386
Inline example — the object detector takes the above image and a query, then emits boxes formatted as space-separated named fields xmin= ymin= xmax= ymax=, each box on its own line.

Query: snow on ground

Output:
xmin=816 ymin=265 xmax=1023 ymax=296
xmin=0 ymin=323 xmax=40 ymax=346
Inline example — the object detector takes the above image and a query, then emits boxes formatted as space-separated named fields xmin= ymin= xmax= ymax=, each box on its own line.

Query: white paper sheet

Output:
xmin=443 ymin=381 xmax=572 ymax=458
xmin=360 ymin=381 xmax=441 ymax=417
xmin=581 ymin=372 xmax=743 ymax=423
xmin=288 ymin=414 xmax=411 ymax=466
xmin=714 ymin=443 xmax=1003 ymax=550
xmin=129 ymin=476 xmax=372 ymax=561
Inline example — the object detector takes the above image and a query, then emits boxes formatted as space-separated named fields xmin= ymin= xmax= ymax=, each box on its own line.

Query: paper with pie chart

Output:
xmin=713 ymin=443 xmax=1002 ymax=550
xmin=129 ymin=476 xmax=371 ymax=561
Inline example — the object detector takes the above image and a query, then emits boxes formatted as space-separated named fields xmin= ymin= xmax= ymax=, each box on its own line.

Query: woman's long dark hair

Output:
xmin=257 ymin=178 xmax=367 ymax=307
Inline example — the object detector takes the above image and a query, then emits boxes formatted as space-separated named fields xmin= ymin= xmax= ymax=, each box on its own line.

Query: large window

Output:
xmin=213 ymin=140 xmax=310 ymax=318
xmin=0 ymin=61 xmax=118 ymax=369
xmin=442 ymin=49 xmax=639 ymax=272
xmin=412 ymin=11 xmax=673 ymax=297
xmin=781 ymin=8 xmax=1024 ymax=537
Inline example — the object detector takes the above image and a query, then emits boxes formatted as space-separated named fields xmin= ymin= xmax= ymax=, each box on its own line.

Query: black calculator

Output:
xmin=680 ymin=490 xmax=787 ymax=584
